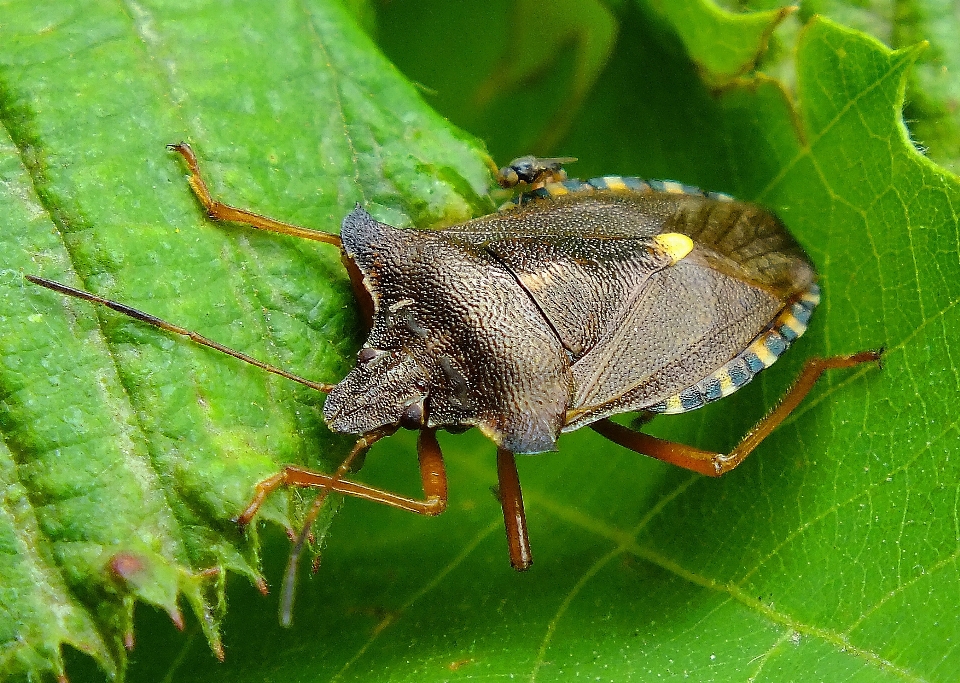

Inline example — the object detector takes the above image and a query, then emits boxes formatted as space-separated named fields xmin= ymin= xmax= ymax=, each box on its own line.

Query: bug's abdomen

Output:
xmin=646 ymin=282 xmax=820 ymax=415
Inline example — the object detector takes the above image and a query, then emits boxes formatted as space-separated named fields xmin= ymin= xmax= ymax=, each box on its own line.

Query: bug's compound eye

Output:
xmin=357 ymin=347 xmax=386 ymax=366
xmin=399 ymin=400 xmax=425 ymax=430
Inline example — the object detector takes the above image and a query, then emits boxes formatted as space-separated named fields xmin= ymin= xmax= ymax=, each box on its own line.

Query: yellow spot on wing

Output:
xmin=545 ymin=183 xmax=568 ymax=197
xmin=652 ymin=232 xmax=694 ymax=265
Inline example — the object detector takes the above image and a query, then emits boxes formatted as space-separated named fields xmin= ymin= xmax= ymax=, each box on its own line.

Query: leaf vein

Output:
xmin=756 ymin=48 xmax=917 ymax=203
xmin=736 ymin=415 xmax=958 ymax=586
xmin=331 ymin=519 xmax=502 ymax=682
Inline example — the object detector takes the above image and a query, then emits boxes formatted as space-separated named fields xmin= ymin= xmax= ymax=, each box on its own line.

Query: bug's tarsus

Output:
xmin=496 ymin=449 xmax=532 ymax=571
xmin=591 ymin=350 xmax=883 ymax=476
xmin=196 ymin=566 xmax=221 ymax=579
xmin=25 ymin=275 xmax=335 ymax=393
xmin=167 ymin=142 xmax=342 ymax=247
xmin=235 ymin=471 xmax=285 ymax=530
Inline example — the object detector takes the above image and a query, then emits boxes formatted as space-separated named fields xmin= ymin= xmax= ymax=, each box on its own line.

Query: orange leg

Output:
xmin=497 ymin=448 xmax=533 ymax=571
xmin=237 ymin=426 xmax=448 ymax=529
xmin=167 ymin=142 xmax=341 ymax=247
xmin=591 ymin=351 xmax=882 ymax=477
xmin=267 ymin=426 xmax=448 ymax=625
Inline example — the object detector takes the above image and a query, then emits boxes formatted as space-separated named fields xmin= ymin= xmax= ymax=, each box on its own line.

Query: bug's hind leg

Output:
xmin=591 ymin=350 xmax=883 ymax=477
xmin=167 ymin=142 xmax=341 ymax=247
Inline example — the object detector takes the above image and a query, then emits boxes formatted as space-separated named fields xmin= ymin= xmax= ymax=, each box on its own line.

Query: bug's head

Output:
xmin=323 ymin=346 xmax=431 ymax=434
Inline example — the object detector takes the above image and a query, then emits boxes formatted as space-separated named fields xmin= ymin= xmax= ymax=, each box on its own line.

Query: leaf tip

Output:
xmin=167 ymin=604 xmax=185 ymax=631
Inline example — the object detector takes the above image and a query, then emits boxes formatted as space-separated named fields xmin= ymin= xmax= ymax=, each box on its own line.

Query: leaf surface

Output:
xmin=1 ymin=2 xmax=958 ymax=682
xmin=0 ymin=1 xmax=489 ymax=679
xmin=794 ymin=0 xmax=960 ymax=173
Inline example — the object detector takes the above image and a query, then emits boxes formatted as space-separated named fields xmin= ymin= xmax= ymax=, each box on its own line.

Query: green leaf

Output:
xmin=760 ymin=0 xmax=960 ymax=174
xmin=895 ymin=0 xmax=960 ymax=173
xmin=0 ymin=1 xmax=489 ymax=679
xmin=647 ymin=0 xmax=795 ymax=82
xmin=3 ymin=3 xmax=959 ymax=683
xmin=376 ymin=0 xmax=618 ymax=157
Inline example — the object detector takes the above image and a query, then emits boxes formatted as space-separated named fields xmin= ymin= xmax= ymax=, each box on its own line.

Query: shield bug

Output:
xmin=28 ymin=145 xmax=880 ymax=616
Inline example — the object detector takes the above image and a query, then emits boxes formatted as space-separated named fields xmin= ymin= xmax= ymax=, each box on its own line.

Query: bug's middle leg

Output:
xmin=591 ymin=350 xmax=882 ymax=477
xmin=237 ymin=426 xmax=448 ymax=527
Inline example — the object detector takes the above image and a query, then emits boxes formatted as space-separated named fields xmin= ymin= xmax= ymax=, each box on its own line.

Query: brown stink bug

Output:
xmin=27 ymin=145 xmax=880 ymax=620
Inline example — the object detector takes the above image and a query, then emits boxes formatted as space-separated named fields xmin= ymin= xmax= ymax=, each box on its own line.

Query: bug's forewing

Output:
xmin=565 ymin=258 xmax=782 ymax=427
xmin=482 ymin=236 xmax=676 ymax=359
xmin=447 ymin=192 xmax=814 ymax=298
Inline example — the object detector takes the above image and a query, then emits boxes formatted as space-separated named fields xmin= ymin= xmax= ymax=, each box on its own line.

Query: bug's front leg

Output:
xmin=236 ymin=426 xmax=448 ymax=529
xmin=591 ymin=350 xmax=883 ymax=476
xmin=167 ymin=142 xmax=341 ymax=246
xmin=239 ymin=427 xmax=449 ymax=625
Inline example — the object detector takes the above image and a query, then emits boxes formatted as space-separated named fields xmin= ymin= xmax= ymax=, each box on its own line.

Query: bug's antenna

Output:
xmin=275 ymin=428 xmax=394 ymax=626
xmin=280 ymin=490 xmax=331 ymax=627
xmin=26 ymin=275 xmax=335 ymax=393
